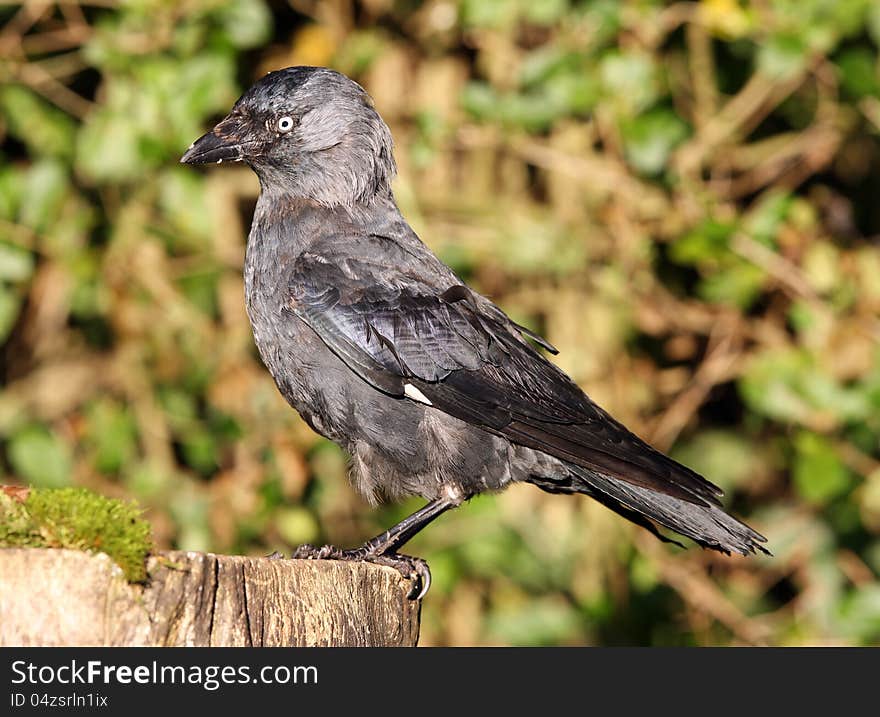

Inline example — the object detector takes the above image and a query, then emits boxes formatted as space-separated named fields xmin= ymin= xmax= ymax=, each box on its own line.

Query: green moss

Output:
xmin=0 ymin=488 xmax=152 ymax=582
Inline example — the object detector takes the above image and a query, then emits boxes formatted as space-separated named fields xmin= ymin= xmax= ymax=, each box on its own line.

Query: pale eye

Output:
xmin=277 ymin=116 xmax=294 ymax=133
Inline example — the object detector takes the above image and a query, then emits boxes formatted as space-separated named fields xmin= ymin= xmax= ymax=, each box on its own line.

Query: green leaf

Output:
xmin=486 ymin=596 xmax=582 ymax=646
xmin=542 ymin=70 xmax=600 ymax=115
xmin=500 ymin=221 xmax=587 ymax=275
xmin=0 ymin=166 xmax=23 ymax=220
xmin=460 ymin=0 xmax=517 ymax=29
xmin=520 ymin=47 xmax=575 ymax=87
xmin=86 ymin=400 xmax=139 ymax=474
xmin=0 ymin=86 xmax=76 ymax=159
xmin=621 ymin=107 xmax=689 ymax=175
xmin=75 ymin=110 xmax=144 ymax=183
xmin=870 ymin=2 xmax=880 ymax=46
xmin=787 ymin=300 xmax=817 ymax=334
xmin=333 ymin=30 xmax=386 ymax=76
xmin=670 ymin=220 xmax=735 ymax=264
xmin=738 ymin=347 xmax=871 ymax=425
xmin=177 ymin=270 xmax=219 ymax=317
xmin=835 ymin=584 xmax=880 ymax=644
xmin=793 ymin=431 xmax=851 ymax=504
xmin=600 ymin=51 xmax=657 ymax=114
xmin=0 ymin=287 xmax=21 ymax=342
xmin=758 ymin=33 xmax=808 ymax=80
xmin=698 ymin=261 xmax=765 ymax=309
xmin=523 ymin=0 xmax=569 ymax=26
xmin=20 ymin=160 xmax=68 ymax=232
xmin=0 ymin=243 xmax=34 ymax=282
xmin=581 ymin=0 xmax=622 ymax=48
xmin=461 ymin=82 xmax=497 ymax=122
xmin=181 ymin=429 xmax=218 ymax=475
xmin=739 ymin=348 xmax=814 ymax=423
xmin=170 ymin=487 xmax=212 ymax=552
xmin=8 ymin=426 xmax=73 ymax=488
xmin=124 ymin=460 xmax=174 ymax=499
xmin=218 ymin=0 xmax=273 ymax=48
xmin=836 ymin=48 xmax=880 ymax=99
xmin=159 ymin=387 xmax=198 ymax=427
xmin=275 ymin=507 xmax=319 ymax=545
xmin=144 ymin=53 xmax=238 ymax=149
xmin=671 ymin=430 xmax=765 ymax=493
xmin=460 ymin=82 xmax=568 ymax=131
xmin=158 ymin=168 xmax=213 ymax=243
xmin=743 ymin=191 xmax=792 ymax=246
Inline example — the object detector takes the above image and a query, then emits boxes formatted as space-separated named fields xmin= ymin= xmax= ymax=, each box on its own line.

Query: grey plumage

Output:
xmin=181 ymin=66 xmax=768 ymax=582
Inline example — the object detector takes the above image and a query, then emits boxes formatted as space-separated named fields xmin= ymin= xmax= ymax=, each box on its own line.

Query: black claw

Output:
xmin=289 ymin=544 xmax=430 ymax=599
xmin=367 ymin=552 xmax=432 ymax=599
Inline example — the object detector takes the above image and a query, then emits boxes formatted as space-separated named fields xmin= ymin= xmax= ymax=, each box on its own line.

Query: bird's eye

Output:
xmin=277 ymin=116 xmax=294 ymax=133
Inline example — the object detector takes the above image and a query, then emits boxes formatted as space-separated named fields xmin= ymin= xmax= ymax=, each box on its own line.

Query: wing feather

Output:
xmin=288 ymin=253 xmax=723 ymax=507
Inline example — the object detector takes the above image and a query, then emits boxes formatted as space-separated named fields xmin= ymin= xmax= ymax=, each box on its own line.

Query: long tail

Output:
xmin=530 ymin=465 xmax=770 ymax=556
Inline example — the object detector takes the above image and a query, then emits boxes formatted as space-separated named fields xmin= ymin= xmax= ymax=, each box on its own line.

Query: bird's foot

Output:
xmin=367 ymin=552 xmax=432 ymax=600
xmin=291 ymin=544 xmax=431 ymax=600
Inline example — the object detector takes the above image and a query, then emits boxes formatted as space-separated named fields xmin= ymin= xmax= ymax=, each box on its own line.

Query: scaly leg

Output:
xmin=291 ymin=498 xmax=457 ymax=599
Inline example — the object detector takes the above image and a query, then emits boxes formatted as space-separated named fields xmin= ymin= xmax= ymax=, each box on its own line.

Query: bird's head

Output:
xmin=180 ymin=66 xmax=396 ymax=207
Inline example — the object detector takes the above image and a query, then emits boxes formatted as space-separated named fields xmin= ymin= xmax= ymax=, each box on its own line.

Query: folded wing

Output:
xmin=287 ymin=250 xmax=724 ymax=508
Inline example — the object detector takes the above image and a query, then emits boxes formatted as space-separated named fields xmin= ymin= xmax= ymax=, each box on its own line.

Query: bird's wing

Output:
xmin=287 ymin=251 xmax=723 ymax=507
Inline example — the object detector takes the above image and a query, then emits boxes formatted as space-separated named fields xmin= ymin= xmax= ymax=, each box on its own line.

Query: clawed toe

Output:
xmin=290 ymin=544 xmax=430 ymax=599
xmin=368 ymin=553 xmax=432 ymax=600
xmin=291 ymin=543 xmax=343 ymax=560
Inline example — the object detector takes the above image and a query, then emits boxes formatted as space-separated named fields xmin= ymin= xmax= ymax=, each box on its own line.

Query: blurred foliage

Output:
xmin=1 ymin=0 xmax=880 ymax=645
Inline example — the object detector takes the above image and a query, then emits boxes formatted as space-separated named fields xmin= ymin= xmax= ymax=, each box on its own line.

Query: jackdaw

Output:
xmin=181 ymin=66 xmax=768 ymax=597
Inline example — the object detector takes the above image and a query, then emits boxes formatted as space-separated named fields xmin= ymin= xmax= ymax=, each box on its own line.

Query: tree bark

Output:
xmin=0 ymin=548 xmax=421 ymax=647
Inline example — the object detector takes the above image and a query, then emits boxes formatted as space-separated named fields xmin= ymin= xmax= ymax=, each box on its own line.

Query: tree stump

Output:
xmin=0 ymin=548 xmax=421 ymax=647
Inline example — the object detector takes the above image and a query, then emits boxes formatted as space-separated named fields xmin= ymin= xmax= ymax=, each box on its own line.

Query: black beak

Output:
xmin=180 ymin=114 xmax=250 ymax=165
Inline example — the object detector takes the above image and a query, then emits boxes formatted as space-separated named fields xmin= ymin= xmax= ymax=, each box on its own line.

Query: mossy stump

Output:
xmin=0 ymin=548 xmax=421 ymax=647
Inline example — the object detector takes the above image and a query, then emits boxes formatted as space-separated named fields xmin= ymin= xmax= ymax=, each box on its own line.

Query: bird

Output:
xmin=181 ymin=66 xmax=768 ymax=598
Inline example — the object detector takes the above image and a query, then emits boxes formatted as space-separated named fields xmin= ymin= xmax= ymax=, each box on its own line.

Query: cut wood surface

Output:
xmin=0 ymin=548 xmax=421 ymax=647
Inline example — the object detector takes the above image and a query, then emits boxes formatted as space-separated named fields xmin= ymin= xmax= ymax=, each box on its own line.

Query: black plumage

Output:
xmin=181 ymin=66 xmax=768 ymax=595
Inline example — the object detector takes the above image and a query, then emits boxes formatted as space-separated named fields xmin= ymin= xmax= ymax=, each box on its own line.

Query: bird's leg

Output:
xmin=359 ymin=497 xmax=457 ymax=554
xmin=291 ymin=498 xmax=457 ymax=599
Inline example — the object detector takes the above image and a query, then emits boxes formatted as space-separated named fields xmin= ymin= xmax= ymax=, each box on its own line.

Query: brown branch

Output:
xmin=21 ymin=26 xmax=91 ymax=54
xmin=673 ymin=68 xmax=812 ymax=178
xmin=638 ymin=536 xmax=774 ymax=645
xmin=16 ymin=60 xmax=93 ymax=117
xmin=648 ymin=315 xmax=743 ymax=450
xmin=729 ymin=232 xmax=819 ymax=301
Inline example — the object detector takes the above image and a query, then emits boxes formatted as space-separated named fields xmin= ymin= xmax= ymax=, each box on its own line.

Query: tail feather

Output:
xmin=531 ymin=465 xmax=769 ymax=556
